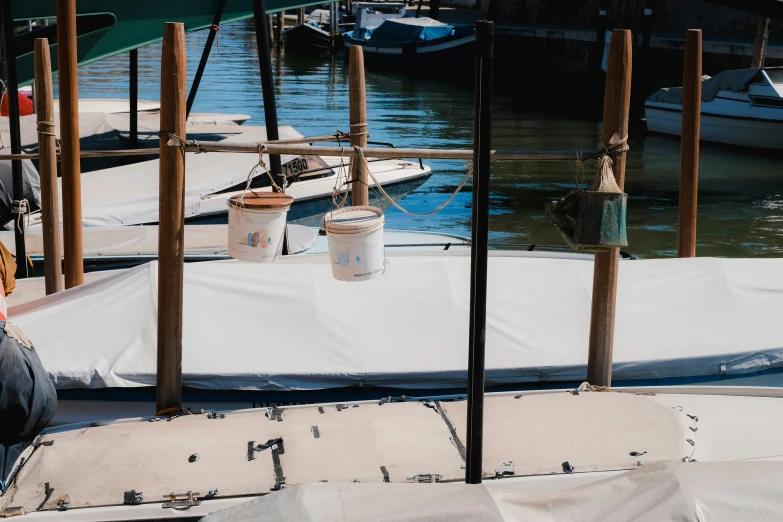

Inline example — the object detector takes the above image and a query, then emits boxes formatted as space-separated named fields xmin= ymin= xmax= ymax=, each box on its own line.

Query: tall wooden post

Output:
xmin=349 ymin=47 xmax=369 ymax=206
xmin=34 ymin=39 xmax=63 ymax=295
xmin=275 ymin=12 xmax=284 ymax=46
xmin=678 ymin=30 xmax=701 ymax=258
xmin=156 ymin=22 xmax=187 ymax=415
xmin=752 ymin=17 xmax=770 ymax=68
xmin=586 ymin=30 xmax=632 ymax=387
xmin=268 ymin=15 xmax=275 ymax=46
xmin=56 ymin=0 xmax=84 ymax=288
xmin=297 ymin=7 xmax=305 ymax=24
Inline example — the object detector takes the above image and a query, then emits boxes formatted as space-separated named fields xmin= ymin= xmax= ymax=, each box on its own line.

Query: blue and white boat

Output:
xmin=343 ymin=13 xmax=475 ymax=76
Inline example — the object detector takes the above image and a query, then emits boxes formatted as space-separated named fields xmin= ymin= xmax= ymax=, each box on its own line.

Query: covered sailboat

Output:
xmin=7 ymin=252 xmax=783 ymax=421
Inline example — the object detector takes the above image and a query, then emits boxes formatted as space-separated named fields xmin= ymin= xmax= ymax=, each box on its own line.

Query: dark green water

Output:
xmin=66 ymin=20 xmax=783 ymax=258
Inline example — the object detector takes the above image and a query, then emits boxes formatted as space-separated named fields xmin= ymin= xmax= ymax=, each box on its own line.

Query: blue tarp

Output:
xmin=368 ymin=18 xmax=454 ymax=43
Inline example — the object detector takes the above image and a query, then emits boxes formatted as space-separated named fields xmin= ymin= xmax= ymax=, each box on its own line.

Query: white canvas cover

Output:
xmin=28 ymin=125 xmax=429 ymax=228
xmin=9 ymin=254 xmax=783 ymax=391
xmin=2 ymin=390 xmax=695 ymax=512
xmin=202 ymin=461 xmax=783 ymax=522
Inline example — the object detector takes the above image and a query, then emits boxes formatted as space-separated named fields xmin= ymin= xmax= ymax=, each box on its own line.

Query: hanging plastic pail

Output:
xmin=227 ymin=193 xmax=293 ymax=262
xmin=324 ymin=206 xmax=385 ymax=282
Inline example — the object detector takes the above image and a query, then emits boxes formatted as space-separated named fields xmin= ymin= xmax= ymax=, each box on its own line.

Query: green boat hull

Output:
xmin=11 ymin=0 xmax=320 ymax=86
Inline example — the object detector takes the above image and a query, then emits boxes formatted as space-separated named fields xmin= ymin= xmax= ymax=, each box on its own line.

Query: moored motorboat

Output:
xmin=343 ymin=15 xmax=475 ymax=78
xmin=645 ymin=67 xmax=783 ymax=151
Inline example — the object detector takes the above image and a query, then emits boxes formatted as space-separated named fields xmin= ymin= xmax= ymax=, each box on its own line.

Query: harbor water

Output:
xmin=67 ymin=20 xmax=783 ymax=259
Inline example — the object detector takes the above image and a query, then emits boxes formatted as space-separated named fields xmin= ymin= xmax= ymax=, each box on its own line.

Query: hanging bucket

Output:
xmin=227 ymin=193 xmax=294 ymax=262
xmin=324 ymin=206 xmax=385 ymax=282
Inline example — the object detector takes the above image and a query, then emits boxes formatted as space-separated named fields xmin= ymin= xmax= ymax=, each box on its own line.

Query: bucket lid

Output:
xmin=324 ymin=206 xmax=384 ymax=233
xmin=228 ymin=192 xmax=294 ymax=210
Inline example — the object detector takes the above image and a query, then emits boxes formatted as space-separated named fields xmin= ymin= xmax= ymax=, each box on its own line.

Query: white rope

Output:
xmin=354 ymin=146 xmax=472 ymax=217
xmin=11 ymin=199 xmax=29 ymax=233
xmin=331 ymin=146 xmax=350 ymax=210
xmin=238 ymin=144 xmax=283 ymax=208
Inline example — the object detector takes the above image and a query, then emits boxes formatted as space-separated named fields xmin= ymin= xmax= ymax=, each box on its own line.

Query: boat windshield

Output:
xmin=764 ymin=69 xmax=783 ymax=85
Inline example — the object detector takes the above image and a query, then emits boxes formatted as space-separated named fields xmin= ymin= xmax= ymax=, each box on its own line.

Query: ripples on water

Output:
xmin=64 ymin=20 xmax=783 ymax=258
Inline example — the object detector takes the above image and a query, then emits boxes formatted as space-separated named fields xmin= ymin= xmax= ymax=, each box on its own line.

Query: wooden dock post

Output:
xmin=297 ymin=7 xmax=305 ymax=25
xmin=752 ymin=17 xmax=770 ymax=68
xmin=678 ymin=30 xmax=701 ymax=258
xmin=34 ymin=39 xmax=63 ymax=295
xmin=56 ymin=0 xmax=85 ymax=288
xmin=349 ymin=47 xmax=369 ymax=206
xmin=156 ymin=22 xmax=187 ymax=415
xmin=586 ymin=30 xmax=632 ymax=387
xmin=275 ymin=12 xmax=284 ymax=46
xmin=268 ymin=15 xmax=275 ymax=46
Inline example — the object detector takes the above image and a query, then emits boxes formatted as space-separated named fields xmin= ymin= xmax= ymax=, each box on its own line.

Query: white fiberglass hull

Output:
xmin=645 ymin=102 xmax=783 ymax=150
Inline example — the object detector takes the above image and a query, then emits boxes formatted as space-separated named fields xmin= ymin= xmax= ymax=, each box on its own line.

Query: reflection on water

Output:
xmin=62 ymin=20 xmax=783 ymax=258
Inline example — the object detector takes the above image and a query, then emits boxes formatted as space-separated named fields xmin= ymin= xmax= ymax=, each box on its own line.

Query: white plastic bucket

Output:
xmin=227 ymin=193 xmax=293 ymax=262
xmin=324 ymin=206 xmax=385 ymax=282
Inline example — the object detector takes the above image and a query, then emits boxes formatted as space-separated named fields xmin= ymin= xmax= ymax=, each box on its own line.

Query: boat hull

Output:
xmin=645 ymin=102 xmax=783 ymax=151
xmin=343 ymin=33 xmax=475 ymax=78
xmin=282 ymin=23 xmax=337 ymax=53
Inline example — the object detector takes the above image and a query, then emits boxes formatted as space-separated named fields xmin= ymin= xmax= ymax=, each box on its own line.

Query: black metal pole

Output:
xmin=252 ymin=0 xmax=288 ymax=254
xmin=129 ymin=48 xmax=138 ymax=149
xmin=465 ymin=20 xmax=493 ymax=485
xmin=1 ymin=0 xmax=28 ymax=279
xmin=186 ymin=0 xmax=226 ymax=118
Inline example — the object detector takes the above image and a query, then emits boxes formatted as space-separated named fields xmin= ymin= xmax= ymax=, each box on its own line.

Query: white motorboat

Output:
xmin=645 ymin=67 xmax=783 ymax=150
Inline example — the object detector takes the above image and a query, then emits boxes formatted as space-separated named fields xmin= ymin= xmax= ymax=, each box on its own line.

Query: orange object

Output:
xmin=1 ymin=91 xmax=35 ymax=116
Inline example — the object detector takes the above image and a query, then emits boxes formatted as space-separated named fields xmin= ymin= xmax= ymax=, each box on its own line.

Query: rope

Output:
xmin=354 ymin=146 xmax=472 ymax=217
xmin=36 ymin=120 xmax=56 ymax=138
xmin=331 ymin=146 xmax=351 ymax=210
xmin=11 ymin=199 xmax=29 ymax=233
xmin=349 ymin=122 xmax=368 ymax=138
xmin=600 ymin=133 xmax=629 ymax=156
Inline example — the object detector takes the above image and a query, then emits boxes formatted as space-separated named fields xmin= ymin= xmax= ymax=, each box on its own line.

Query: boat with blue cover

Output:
xmin=343 ymin=16 xmax=475 ymax=76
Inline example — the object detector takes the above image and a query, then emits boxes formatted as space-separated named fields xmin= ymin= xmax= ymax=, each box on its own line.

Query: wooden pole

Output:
xmin=751 ymin=17 xmax=770 ymax=68
xmin=586 ymin=30 xmax=632 ymax=387
xmin=275 ymin=12 xmax=284 ymax=46
xmin=268 ymin=15 xmax=274 ymax=46
xmin=297 ymin=7 xmax=305 ymax=24
xmin=34 ymin=39 xmax=63 ymax=295
xmin=349 ymin=47 xmax=369 ymax=206
xmin=678 ymin=30 xmax=701 ymax=258
xmin=156 ymin=22 xmax=187 ymax=415
xmin=56 ymin=0 xmax=84 ymax=288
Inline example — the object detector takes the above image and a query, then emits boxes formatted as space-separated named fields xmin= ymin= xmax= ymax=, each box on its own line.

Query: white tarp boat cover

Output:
xmin=54 ymin=126 xmax=300 ymax=227
xmin=202 ymin=461 xmax=783 ymax=522
xmin=8 ymin=254 xmax=783 ymax=390
xmin=0 ymin=111 xmax=244 ymax=153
